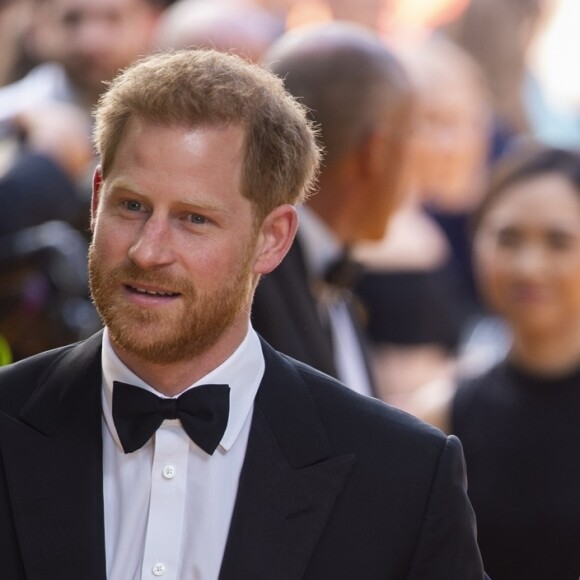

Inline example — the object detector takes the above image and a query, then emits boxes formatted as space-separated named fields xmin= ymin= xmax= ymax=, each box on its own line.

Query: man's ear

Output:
xmin=253 ymin=204 xmax=299 ymax=275
xmin=91 ymin=166 xmax=103 ymax=231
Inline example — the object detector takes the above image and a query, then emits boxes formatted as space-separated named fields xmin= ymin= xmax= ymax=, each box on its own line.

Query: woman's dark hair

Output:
xmin=472 ymin=143 xmax=580 ymax=233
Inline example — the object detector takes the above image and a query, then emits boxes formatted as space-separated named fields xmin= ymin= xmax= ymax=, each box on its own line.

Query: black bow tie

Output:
xmin=323 ymin=250 xmax=363 ymax=291
xmin=112 ymin=381 xmax=230 ymax=455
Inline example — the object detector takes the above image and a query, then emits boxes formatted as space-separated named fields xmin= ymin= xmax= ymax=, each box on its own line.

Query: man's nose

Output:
xmin=127 ymin=218 xmax=175 ymax=269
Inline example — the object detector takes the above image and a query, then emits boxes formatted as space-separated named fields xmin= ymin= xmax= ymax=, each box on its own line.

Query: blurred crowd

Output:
xmin=1 ymin=0 xmax=580 ymax=577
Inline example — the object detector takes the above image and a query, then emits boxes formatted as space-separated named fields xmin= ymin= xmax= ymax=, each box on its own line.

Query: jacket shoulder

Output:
xmin=0 ymin=341 xmax=86 ymax=414
xmin=289 ymin=352 xmax=449 ymax=453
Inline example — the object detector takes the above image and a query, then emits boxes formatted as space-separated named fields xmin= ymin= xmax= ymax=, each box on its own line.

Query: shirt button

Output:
xmin=152 ymin=562 xmax=166 ymax=576
xmin=162 ymin=465 xmax=176 ymax=479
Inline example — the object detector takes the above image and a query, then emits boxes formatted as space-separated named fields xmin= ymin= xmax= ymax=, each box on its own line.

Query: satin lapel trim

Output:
xmin=219 ymin=341 xmax=356 ymax=580
xmin=0 ymin=333 xmax=106 ymax=580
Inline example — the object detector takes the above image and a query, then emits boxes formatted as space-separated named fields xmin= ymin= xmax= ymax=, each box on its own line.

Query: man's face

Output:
xmin=89 ymin=119 xmax=262 ymax=365
xmin=35 ymin=0 xmax=160 ymax=105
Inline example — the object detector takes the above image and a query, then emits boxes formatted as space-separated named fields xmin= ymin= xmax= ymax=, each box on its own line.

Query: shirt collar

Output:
xmin=101 ymin=326 xmax=265 ymax=453
xmin=297 ymin=205 xmax=343 ymax=278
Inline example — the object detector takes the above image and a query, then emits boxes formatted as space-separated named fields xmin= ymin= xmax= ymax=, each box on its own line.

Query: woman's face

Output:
xmin=474 ymin=172 xmax=580 ymax=337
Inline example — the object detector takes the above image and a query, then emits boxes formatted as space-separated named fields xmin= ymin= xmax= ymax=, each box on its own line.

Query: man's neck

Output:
xmin=110 ymin=320 xmax=250 ymax=396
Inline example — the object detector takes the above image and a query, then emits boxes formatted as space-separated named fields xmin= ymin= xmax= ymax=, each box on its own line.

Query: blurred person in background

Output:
xmin=403 ymin=33 xmax=505 ymax=381
xmin=0 ymin=0 xmax=167 ymax=120
xmin=423 ymin=145 xmax=580 ymax=579
xmin=0 ymin=102 xmax=93 ymax=236
xmin=353 ymin=190 xmax=463 ymax=409
xmin=405 ymin=34 xmax=492 ymax=324
xmin=152 ymin=0 xmax=285 ymax=63
xmin=0 ymin=0 xmax=171 ymax=364
xmin=352 ymin=33 xmax=492 ymax=409
xmin=0 ymin=0 xmax=167 ymax=190
xmin=252 ymin=21 xmax=414 ymax=398
xmin=441 ymin=0 xmax=555 ymax=152
xmin=0 ymin=0 xmax=36 ymax=87
xmin=0 ymin=102 xmax=100 ymax=364
xmin=0 ymin=0 xmax=170 ymax=215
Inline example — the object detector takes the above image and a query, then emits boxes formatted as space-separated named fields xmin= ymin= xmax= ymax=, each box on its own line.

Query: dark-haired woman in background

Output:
xmin=424 ymin=145 xmax=580 ymax=579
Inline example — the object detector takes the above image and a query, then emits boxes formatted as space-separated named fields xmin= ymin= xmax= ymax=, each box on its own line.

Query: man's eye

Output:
xmin=188 ymin=214 xmax=207 ymax=225
xmin=125 ymin=200 xmax=142 ymax=212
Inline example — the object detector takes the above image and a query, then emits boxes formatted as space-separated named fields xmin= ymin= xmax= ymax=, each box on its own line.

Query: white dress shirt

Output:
xmin=297 ymin=207 xmax=373 ymax=397
xmin=100 ymin=326 xmax=265 ymax=580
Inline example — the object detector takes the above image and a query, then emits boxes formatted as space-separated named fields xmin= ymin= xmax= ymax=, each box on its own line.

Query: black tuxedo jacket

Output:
xmin=0 ymin=332 xmax=486 ymax=579
xmin=252 ymin=238 xmax=376 ymax=391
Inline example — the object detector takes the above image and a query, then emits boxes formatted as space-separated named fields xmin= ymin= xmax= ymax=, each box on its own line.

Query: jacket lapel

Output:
xmin=219 ymin=340 xmax=356 ymax=580
xmin=0 ymin=332 xmax=106 ymax=580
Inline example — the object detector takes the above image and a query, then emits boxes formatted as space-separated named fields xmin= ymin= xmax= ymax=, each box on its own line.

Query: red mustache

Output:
xmin=110 ymin=263 xmax=195 ymax=296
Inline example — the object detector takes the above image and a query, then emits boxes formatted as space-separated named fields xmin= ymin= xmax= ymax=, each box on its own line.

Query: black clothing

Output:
xmin=452 ymin=360 xmax=580 ymax=579
xmin=0 ymin=331 xmax=487 ymax=579
xmin=354 ymin=269 xmax=462 ymax=351
xmin=252 ymin=239 xmax=376 ymax=390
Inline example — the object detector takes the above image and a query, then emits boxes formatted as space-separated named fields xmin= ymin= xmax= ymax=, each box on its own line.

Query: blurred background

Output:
xmin=0 ymin=0 xmax=578 ymax=388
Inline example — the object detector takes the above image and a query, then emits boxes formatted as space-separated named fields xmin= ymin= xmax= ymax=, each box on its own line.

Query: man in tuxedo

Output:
xmin=0 ymin=48 xmax=486 ymax=579
xmin=252 ymin=23 xmax=414 ymax=396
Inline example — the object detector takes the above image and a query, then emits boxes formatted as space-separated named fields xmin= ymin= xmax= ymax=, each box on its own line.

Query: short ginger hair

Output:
xmin=93 ymin=49 xmax=321 ymax=223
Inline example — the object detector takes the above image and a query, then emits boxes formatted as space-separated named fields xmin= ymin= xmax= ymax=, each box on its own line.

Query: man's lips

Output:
xmin=124 ymin=283 xmax=181 ymax=298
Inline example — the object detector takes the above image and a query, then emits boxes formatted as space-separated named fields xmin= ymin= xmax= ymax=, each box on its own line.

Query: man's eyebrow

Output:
xmin=106 ymin=176 xmax=143 ymax=195
xmin=106 ymin=177 xmax=228 ymax=214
